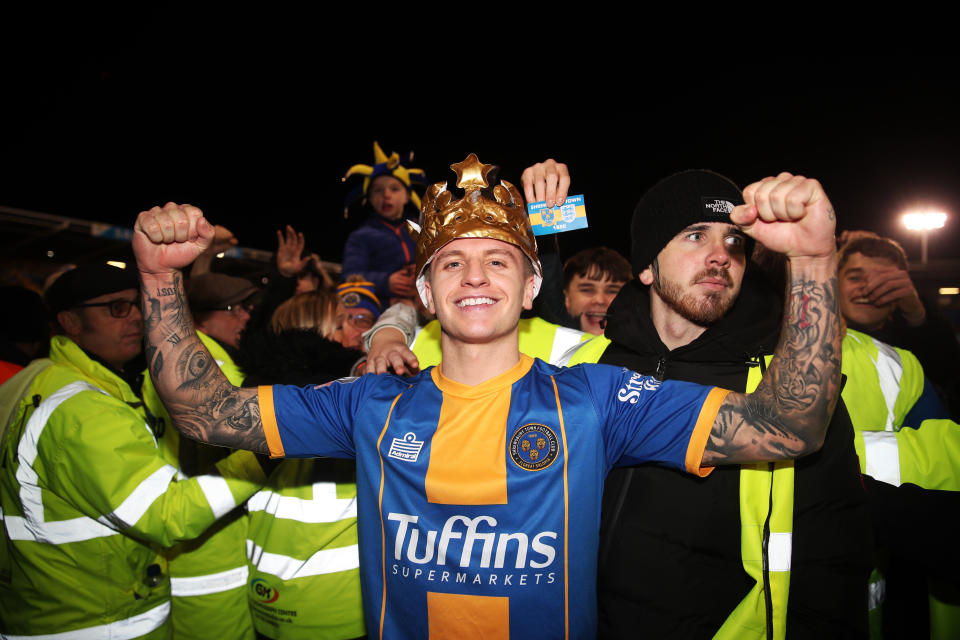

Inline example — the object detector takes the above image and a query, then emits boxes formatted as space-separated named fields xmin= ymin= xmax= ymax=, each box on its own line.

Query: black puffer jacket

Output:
xmin=597 ymin=273 xmax=873 ymax=639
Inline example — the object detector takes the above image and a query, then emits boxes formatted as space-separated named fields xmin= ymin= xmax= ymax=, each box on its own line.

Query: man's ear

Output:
xmin=57 ymin=310 xmax=82 ymax=338
xmin=638 ymin=267 xmax=655 ymax=286
xmin=522 ymin=275 xmax=536 ymax=311
xmin=423 ymin=278 xmax=436 ymax=315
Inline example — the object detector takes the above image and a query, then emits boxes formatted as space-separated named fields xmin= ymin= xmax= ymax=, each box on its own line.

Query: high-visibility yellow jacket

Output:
xmin=142 ymin=331 xmax=256 ymax=640
xmin=412 ymin=316 xmax=592 ymax=366
xmin=842 ymin=328 xmax=960 ymax=490
xmin=0 ymin=336 xmax=266 ymax=639
xmin=841 ymin=329 xmax=960 ymax=639
xmin=245 ymin=458 xmax=365 ymax=639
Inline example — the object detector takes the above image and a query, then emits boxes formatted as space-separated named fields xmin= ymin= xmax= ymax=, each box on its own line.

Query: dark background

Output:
xmin=2 ymin=15 xmax=958 ymax=276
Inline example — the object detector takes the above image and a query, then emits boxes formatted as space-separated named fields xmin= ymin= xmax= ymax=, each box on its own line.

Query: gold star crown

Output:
xmin=408 ymin=154 xmax=541 ymax=294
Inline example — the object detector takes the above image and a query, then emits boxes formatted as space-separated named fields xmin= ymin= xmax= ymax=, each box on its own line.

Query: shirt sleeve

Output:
xmin=259 ymin=375 xmax=375 ymax=459
xmin=587 ymin=366 xmax=729 ymax=477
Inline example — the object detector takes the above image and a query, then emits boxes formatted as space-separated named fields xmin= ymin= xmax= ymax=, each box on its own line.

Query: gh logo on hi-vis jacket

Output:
xmin=250 ymin=578 xmax=280 ymax=603
xmin=510 ymin=424 xmax=559 ymax=471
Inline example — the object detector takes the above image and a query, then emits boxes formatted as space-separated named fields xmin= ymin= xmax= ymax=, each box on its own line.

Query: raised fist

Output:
xmin=731 ymin=172 xmax=837 ymax=261
xmin=133 ymin=203 xmax=215 ymax=275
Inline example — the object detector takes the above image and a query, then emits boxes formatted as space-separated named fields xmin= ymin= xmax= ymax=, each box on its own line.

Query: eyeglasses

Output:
xmin=341 ymin=313 xmax=375 ymax=329
xmin=223 ymin=301 xmax=254 ymax=315
xmin=73 ymin=298 xmax=140 ymax=318
xmin=200 ymin=301 xmax=255 ymax=315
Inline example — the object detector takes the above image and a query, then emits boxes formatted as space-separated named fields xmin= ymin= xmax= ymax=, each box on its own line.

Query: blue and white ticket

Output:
xmin=528 ymin=194 xmax=588 ymax=236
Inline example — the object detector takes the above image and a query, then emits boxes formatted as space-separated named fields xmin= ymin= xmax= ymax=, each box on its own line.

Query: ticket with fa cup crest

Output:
xmin=527 ymin=194 xmax=588 ymax=236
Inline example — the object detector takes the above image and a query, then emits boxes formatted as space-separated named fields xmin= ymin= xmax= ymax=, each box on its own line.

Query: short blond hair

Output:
xmin=270 ymin=290 xmax=340 ymax=340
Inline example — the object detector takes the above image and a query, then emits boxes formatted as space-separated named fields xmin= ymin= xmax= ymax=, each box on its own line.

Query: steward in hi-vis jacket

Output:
xmin=0 ymin=265 xmax=268 ymax=639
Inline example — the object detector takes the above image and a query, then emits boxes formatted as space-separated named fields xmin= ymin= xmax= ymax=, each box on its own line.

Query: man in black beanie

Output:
xmin=522 ymin=163 xmax=873 ymax=639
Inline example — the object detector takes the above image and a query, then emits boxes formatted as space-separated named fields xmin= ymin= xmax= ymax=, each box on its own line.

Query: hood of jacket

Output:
xmin=600 ymin=269 xmax=783 ymax=386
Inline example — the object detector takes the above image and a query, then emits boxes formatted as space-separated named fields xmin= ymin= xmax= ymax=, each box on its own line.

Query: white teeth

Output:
xmin=457 ymin=297 xmax=495 ymax=307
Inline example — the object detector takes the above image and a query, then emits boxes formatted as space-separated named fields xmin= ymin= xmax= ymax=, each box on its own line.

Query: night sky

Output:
xmin=3 ymin=27 xmax=958 ymax=267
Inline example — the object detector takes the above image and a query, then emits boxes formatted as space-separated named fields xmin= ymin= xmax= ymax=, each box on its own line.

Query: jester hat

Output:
xmin=342 ymin=141 xmax=428 ymax=216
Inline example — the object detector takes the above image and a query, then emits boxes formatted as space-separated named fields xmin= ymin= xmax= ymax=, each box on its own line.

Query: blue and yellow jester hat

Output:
xmin=342 ymin=141 xmax=428 ymax=216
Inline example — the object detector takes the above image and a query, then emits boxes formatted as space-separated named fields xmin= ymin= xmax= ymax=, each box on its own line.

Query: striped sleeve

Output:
xmin=265 ymin=377 xmax=380 ymax=459
xmin=684 ymin=387 xmax=729 ymax=476
xmin=587 ymin=365 xmax=722 ymax=475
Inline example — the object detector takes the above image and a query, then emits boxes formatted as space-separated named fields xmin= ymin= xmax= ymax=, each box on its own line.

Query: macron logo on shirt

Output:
xmin=389 ymin=432 xmax=425 ymax=462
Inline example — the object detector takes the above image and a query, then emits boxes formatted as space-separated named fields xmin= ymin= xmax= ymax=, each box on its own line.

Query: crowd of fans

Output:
xmin=1 ymin=144 xmax=959 ymax=640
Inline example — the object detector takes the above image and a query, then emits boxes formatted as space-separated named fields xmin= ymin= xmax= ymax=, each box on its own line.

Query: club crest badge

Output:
xmin=510 ymin=424 xmax=559 ymax=471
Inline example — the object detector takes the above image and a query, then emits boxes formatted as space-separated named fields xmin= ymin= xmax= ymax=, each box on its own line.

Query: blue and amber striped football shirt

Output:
xmin=259 ymin=355 xmax=726 ymax=639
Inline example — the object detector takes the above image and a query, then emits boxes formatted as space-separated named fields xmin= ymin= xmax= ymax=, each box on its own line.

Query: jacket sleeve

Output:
xmin=341 ymin=228 xmax=392 ymax=297
xmin=363 ymin=302 xmax=419 ymax=351
xmin=855 ymin=418 xmax=960 ymax=490
xmin=40 ymin=389 xmax=266 ymax=547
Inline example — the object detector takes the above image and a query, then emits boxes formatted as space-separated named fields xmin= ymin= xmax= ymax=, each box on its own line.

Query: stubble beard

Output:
xmin=653 ymin=267 xmax=736 ymax=326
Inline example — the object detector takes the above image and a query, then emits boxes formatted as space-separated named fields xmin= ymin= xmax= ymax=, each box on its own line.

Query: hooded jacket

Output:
xmin=596 ymin=273 xmax=873 ymax=639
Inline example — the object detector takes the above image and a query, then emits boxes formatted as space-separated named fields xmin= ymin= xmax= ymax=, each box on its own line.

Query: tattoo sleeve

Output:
xmin=140 ymin=272 xmax=269 ymax=454
xmin=702 ymin=259 xmax=842 ymax=465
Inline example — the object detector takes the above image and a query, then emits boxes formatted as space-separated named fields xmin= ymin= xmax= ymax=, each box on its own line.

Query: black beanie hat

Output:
xmin=630 ymin=170 xmax=749 ymax=275
xmin=44 ymin=264 xmax=139 ymax=315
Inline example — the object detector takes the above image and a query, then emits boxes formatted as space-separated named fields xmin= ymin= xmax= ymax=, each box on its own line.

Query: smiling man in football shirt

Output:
xmin=133 ymin=154 xmax=843 ymax=639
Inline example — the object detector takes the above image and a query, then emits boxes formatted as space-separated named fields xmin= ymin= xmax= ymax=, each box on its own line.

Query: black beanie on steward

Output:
xmin=44 ymin=264 xmax=139 ymax=314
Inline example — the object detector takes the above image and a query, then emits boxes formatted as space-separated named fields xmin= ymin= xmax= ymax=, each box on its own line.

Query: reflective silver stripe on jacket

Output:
xmin=8 ymin=382 xmax=118 ymax=543
xmin=196 ymin=474 xmax=238 ymax=518
xmin=868 ymin=576 xmax=887 ymax=611
xmin=247 ymin=539 xmax=360 ymax=580
xmin=864 ymin=333 xmax=904 ymax=432
xmin=171 ymin=565 xmax=249 ymax=597
xmin=247 ymin=482 xmax=357 ymax=523
xmin=0 ymin=601 xmax=169 ymax=640
xmin=101 ymin=465 xmax=177 ymax=529
xmin=548 ymin=326 xmax=587 ymax=366
xmin=862 ymin=431 xmax=901 ymax=486
xmin=8 ymin=381 xmax=179 ymax=543
xmin=768 ymin=531 xmax=792 ymax=572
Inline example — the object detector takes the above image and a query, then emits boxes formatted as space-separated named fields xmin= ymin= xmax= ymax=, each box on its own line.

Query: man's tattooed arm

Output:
xmin=140 ymin=271 xmax=269 ymax=454
xmin=702 ymin=261 xmax=842 ymax=465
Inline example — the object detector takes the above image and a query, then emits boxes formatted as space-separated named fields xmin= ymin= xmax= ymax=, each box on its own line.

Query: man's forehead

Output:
xmin=841 ymin=252 xmax=896 ymax=272
xmin=574 ymin=268 xmax=627 ymax=285
xmin=436 ymin=238 xmax=523 ymax=259
xmin=674 ymin=222 xmax=744 ymax=237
